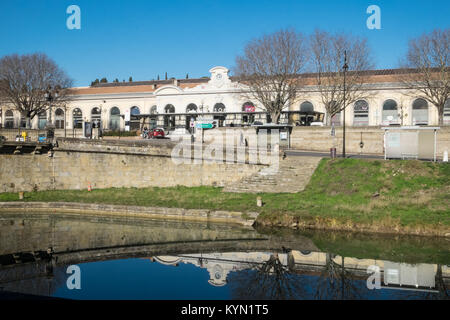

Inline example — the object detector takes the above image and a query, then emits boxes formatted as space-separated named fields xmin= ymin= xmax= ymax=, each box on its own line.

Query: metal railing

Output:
xmin=0 ymin=128 xmax=84 ymax=141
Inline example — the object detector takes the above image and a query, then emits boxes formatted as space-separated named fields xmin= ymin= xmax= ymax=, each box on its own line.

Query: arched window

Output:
xmin=73 ymin=108 xmax=83 ymax=129
xmin=186 ymin=103 xmax=197 ymax=113
xmin=165 ymin=104 xmax=175 ymax=113
xmin=109 ymin=107 xmax=120 ymax=131
xmin=412 ymin=98 xmax=428 ymax=125
xmin=300 ymin=101 xmax=314 ymax=113
xmin=5 ymin=110 xmax=14 ymax=128
xmin=38 ymin=110 xmax=47 ymax=129
xmin=242 ymin=102 xmax=255 ymax=112
xmin=55 ymin=108 xmax=64 ymax=129
xmin=214 ymin=103 xmax=225 ymax=113
xmin=213 ymin=103 xmax=225 ymax=112
xmin=354 ymin=100 xmax=369 ymax=126
xmin=91 ymin=107 xmax=101 ymax=128
xmin=444 ymin=99 xmax=450 ymax=125
xmin=150 ymin=105 xmax=158 ymax=114
xmin=130 ymin=106 xmax=140 ymax=130
xmin=382 ymin=99 xmax=399 ymax=125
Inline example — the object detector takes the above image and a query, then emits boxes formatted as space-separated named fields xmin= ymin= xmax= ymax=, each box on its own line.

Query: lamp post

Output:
xmin=44 ymin=87 xmax=59 ymax=126
xmin=342 ymin=51 xmax=349 ymax=158
xmin=44 ymin=87 xmax=59 ymax=143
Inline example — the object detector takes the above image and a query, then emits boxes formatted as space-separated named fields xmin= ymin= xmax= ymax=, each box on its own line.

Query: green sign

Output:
xmin=196 ymin=123 xmax=213 ymax=129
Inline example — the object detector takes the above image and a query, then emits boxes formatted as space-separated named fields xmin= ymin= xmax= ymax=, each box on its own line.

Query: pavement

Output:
xmin=285 ymin=149 xmax=385 ymax=159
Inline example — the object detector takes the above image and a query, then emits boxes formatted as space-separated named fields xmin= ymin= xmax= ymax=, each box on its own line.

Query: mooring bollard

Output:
xmin=257 ymin=197 xmax=263 ymax=207
xmin=19 ymin=192 xmax=24 ymax=200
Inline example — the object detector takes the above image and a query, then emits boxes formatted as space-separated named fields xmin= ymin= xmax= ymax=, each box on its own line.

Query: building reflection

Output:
xmin=151 ymin=250 xmax=450 ymax=298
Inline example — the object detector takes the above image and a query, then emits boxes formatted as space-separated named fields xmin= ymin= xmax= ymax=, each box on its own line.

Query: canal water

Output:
xmin=0 ymin=212 xmax=448 ymax=300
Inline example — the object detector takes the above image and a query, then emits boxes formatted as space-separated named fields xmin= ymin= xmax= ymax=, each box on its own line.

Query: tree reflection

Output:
xmin=314 ymin=253 xmax=365 ymax=300
xmin=228 ymin=251 xmax=308 ymax=300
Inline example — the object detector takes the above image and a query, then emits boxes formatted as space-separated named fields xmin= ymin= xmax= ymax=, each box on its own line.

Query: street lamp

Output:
xmin=342 ymin=51 xmax=349 ymax=158
xmin=44 ymin=87 xmax=59 ymax=126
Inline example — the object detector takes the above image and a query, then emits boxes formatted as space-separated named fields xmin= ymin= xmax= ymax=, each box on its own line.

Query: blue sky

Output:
xmin=0 ymin=0 xmax=449 ymax=87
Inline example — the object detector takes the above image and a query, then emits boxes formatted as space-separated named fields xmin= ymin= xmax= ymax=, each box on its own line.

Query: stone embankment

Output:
xmin=0 ymin=201 xmax=259 ymax=226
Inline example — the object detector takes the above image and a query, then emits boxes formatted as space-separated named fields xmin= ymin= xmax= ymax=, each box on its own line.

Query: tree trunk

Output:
xmin=26 ymin=111 xmax=32 ymax=129
xmin=438 ymin=105 xmax=444 ymax=126
xmin=270 ymin=111 xmax=281 ymax=124
xmin=325 ymin=112 xmax=332 ymax=126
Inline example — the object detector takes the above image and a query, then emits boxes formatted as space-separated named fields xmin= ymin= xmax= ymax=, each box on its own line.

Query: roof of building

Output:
xmin=67 ymin=68 xmax=436 ymax=96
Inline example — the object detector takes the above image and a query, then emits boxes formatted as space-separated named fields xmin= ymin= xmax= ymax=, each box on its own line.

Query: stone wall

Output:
xmin=202 ymin=126 xmax=450 ymax=156
xmin=290 ymin=126 xmax=450 ymax=156
xmin=0 ymin=139 xmax=263 ymax=193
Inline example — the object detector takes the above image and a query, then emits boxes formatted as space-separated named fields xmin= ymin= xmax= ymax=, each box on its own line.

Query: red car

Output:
xmin=150 ymin=128 xmax=165 ymax=139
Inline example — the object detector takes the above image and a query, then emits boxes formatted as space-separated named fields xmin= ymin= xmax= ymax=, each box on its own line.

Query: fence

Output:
xmin=0 ymin=128 xmax=84 ymax=141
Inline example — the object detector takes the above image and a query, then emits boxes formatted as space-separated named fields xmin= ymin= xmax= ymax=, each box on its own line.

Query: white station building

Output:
xmin=1 ymin=66 xmax=449 ymax=133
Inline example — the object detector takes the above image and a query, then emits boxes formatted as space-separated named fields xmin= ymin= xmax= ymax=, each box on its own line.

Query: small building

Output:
xmin=382 ymin=126 xmax=440 ymax=161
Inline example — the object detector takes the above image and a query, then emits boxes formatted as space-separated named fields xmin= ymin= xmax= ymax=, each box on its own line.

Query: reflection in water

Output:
xmin=151 ymin=251 xmax=449 ymax=300
xmin=0 ymin=212 xmax=449 ymax=300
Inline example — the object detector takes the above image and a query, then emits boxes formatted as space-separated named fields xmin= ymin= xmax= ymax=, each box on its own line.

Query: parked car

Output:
xmin=151 ymin=128 xmax=165 ymax=139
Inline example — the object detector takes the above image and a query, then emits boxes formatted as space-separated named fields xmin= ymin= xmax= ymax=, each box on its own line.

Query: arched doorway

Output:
xmin=130 ymin=106 xmax=140 ymax=131
xmin=91 ymin=107 xmax=101 ymax=128
xmin=5 ymin=110 xmax=14 ymax=128
xmin=213 ymin=103 xmax=226 ymax=127
xmin=186 ymin=104 xmax=198 ymax=130
xmin=242 ymin=102 xmax=255 ymax=125
xmin=353 ymin=100 xmax=369 ymax=126
xmin=299 ymin=101 xmax=315 ymax=126
xmin=55 ymin=108 xmax=65 ymax=129
xmin=149 ymin=105 xmax=158 ymax=129
xmin=412 ymin=98 xmax=428 ymax=125
xmin=109 ymin=107 xmax=120 ymax=131
xmin=38 ymin=110 xmax=47 ymax=129
xmin=164 ymin=104 xmax=176 ymax=130
xmin=73 ymin=108 xmax=83 ymax=129
xmin=382 ymin=99 xmax=399 ymax=125
xmin=19 ymin=113 xmax=26 ymax=128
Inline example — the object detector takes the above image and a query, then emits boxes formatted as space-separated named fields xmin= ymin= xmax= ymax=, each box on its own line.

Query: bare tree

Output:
xmin=234 ymin=29 xmax=309 ymax=124
xmin=310 ymin=30 xmax=375 ymax=125
xmin=0 ymin=53 xmax=73 ymax=128
xmin=399 ymin=29 xmax=449 ymax=125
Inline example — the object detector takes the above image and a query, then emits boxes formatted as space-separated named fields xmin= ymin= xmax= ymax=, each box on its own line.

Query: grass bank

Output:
xmin=0 ymin=158 xmax=449 ymax=236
